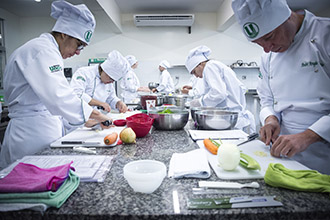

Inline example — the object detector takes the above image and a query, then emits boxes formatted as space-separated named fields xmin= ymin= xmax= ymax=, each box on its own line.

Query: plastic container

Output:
xmin=113 ymin=119 xmax=127 ymax=126
xmin=126 ymin=113 xmax=154 ymax=138
xmin=123 ymin=160 xmax=166 ymax=194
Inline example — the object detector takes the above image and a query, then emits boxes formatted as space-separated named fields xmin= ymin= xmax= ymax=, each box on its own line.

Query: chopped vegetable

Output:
xmin=240 ymin=153 xmax=261 ymax=170
xmin=158 ymin=107 xmax=174 ymax=114
xmin=104 ymin=132 xmax=118 ymax=145
xmin=203 ymin=138 xmax=219 ymax=155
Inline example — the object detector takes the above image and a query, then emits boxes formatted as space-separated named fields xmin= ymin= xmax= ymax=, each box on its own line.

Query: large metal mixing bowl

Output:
xmin=148 ymin=107 xmax=189 ymax=130
xmin=190 ymin=106 xmax=228 ymax=122
xmin=195 ymin=110 xmax=238 ymax=130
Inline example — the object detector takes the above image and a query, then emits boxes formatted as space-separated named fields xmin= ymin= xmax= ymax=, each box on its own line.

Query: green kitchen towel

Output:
xmin=264 ymin=163 xmax=330 ymax=193
xmin=0 ymin=170 xmax=80 ymax=208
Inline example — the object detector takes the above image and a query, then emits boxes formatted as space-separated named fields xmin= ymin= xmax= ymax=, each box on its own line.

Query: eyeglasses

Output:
xmin=76 ymin=40 xmax=85 ymax=51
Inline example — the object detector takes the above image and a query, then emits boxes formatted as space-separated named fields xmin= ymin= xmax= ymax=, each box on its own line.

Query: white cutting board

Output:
xmin=51 ymin=126 xmax=125 ymax=148
xmin=196 ymin=139 xmax=310 ymax=180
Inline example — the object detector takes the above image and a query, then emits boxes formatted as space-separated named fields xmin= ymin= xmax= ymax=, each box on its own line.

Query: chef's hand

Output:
xmin=116 ymin=101 xmax=128 ymax=113
xmin=181 ymin=88 xmax=189 ymax=94
xmin=137 ymin=86 xmax=150 ymax=92
xmin=270 ymin=129 xmax=322 ymax=158
xmin=259 ymin=115 xmax=280 ymax=146
xmin=151 ymin=88 xmax=157 ymax=93
xmin=89 ymin=109 xmax=113 ymax=129
xmin=182 ymin=85 xmax=192 ymax=90
xmin=99 ymin=102 xmax=111 ymax=112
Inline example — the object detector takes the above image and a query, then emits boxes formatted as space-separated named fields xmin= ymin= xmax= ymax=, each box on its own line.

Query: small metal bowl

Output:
xmin=148 ymin=107 xmax=189 ymax=130
xmin=190 ymin=106 xmax=228 ymax=122
xmin=195 ymin=110 xmax=238 ymax=130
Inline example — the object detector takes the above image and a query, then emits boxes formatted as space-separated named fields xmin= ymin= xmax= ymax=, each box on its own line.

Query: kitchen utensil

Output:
xmin=126 ymin=113 xmax=154 ymax=137
xmin=237 ymin=133 xmax=259 ymax=146
xmin=198 ymin=181 xmax=260 ymax=189
xmin=148 ymin=82 xmax=160 ymax=90
xmin=195 ymin=110 xmax=238 ymax=130
xmin=190 ymin=106 xmax=227 ymax=122
xmin=61 ymin=141 xmax=101 ymax=145
xmin=123 ymin=160 xmax=166 ymax=194
xmin=165 ymin=94 xmax=190 ymax=108
xmin=148 ymin=107 xmax=189 ymax=130
xmin=73 ymin=146 xmax=96 ymax=154
xmin=101 ymin=120 xmax=112 ymax=126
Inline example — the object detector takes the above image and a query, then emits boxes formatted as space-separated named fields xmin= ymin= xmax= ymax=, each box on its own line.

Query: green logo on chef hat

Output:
xmin=84 ymin=30 xmax=93 ymax=43
xmin=243 ymin=22 xmax=259 ymax=39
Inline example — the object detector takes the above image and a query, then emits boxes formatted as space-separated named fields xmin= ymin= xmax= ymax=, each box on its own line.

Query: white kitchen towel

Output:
xmin=0 ymin=203 xmax=48 ymax=212
xmin=168 ymin=149 xmax=211 ymax=179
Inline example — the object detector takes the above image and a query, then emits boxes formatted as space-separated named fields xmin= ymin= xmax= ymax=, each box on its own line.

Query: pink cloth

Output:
xmin=0 ymin=162 xmax=74 ymax=193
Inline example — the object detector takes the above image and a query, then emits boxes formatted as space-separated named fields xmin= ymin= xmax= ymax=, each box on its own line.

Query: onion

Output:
xmin=217 ymin=143 xmax=240 ymax=171
xmin=120 ymin=128 xmax=136 ymax=144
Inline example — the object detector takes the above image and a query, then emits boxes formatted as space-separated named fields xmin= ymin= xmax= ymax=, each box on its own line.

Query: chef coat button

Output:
xmin=319 ymin=97 xmax=324 ymax=101
xmin=314 ymin=69 xmax=318 ymax=72
xmin=310 ymin=39 xmax=315 ymax=43
xmin=274 ymin=101 xmax=278 ymax=105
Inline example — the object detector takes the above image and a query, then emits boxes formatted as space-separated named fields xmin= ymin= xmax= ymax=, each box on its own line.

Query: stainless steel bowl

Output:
xmin=165 ymin=94 xmax=190 ymax=108
xmin=148 ymin=82 xmax=159 ymax=90
xmin=148 ymin=107 xmax=189 ymax=130
xmin=190 ymin=106 xmax=227 ymax=122
xmin=195 ymin=110 xmax=238 ymax=130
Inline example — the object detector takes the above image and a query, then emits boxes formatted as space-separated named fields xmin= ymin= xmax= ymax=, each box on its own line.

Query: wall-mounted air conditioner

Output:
xmin=134 ymin=14 xmax=194 ymax=27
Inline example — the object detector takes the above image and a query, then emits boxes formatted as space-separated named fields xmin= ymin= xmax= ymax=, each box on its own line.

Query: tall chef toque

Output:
xmin=159 ymin=60 xmax=171 ymax=69
xmin=125 ymin=55 xmax=138 ymax=67
xmin=231 ymin=0 xmax=291 ymax=41
xmin=51 ymin=0 xmax=96 ymax=44
xmin=185 ymin=45 xmax=211 ymax=74
xmin=101 ymin=50 xmax=130 ymax=81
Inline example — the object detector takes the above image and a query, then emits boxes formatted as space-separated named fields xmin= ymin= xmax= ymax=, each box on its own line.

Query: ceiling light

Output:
xmin=35 ymin=0 xmax=41 ymax=2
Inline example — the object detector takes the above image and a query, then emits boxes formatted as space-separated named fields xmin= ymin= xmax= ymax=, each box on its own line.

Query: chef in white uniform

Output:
xmin=185 ymin=45 xmax=256 ymax=133
xmin=232 ymin=0 xmax=330 ymax=174
xmin=152 ymin=60 xmax=175 ymax=94
xmin=181 ymin=75 xmax=205 ymax=98
xmin=0 ymin=0 xmax=111 ymax=169
xmin=70 ymin=50 xmax=130 ymax=114
xmin=120 ymin=55 xmax=150 ymax=103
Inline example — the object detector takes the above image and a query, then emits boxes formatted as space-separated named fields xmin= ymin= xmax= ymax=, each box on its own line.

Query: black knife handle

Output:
xmin=97 ymin=106 xmax=105 ymax=110
xmin=101 ymin=120 xmax=112 ymax=126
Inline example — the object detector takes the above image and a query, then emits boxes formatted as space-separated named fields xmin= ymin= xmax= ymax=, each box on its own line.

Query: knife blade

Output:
xmin=237 ymin=133 xmax=259 ymax=146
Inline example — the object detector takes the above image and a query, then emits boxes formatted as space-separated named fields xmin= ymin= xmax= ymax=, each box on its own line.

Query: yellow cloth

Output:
xmin=264 ymin=163 xmax=330 ymax=193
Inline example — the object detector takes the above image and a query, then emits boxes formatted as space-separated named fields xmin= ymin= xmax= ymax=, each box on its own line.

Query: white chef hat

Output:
xmin=51 ymin=0 xmax=96 ymax=45
xmin=159 ymin=60 xmax=171 ymax=69
xmin=125 ymin=55 xmax=138 ymax=67
xmin=185 ymin=45 xmax=211 ymax=73
xmin=232 ymin=0 xmax=291 ymax=41
xmin=101 ymin=50 xmax=130 ymax=81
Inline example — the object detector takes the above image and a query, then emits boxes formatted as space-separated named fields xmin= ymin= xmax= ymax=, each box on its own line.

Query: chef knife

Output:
xmin=61 ymin=141 xmax=101 ymax=145
xmin=237 ymin=133 xmax=259 ymax=146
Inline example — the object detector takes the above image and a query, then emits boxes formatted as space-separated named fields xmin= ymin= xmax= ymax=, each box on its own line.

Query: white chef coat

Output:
xmin=120 ymin=69 xmax=140 ymax=103
xmin=70 ymin=65 xmax=120 ymax=109
xmin=188 ymin=75 xmax=205 ymax=98
xmin=0 ymin=33 xmax=93 ymax=168
xmin=156 ymin=69 xmax=175 ymax=94
xmin=199 ymin=60 xmax=256 ymax=133
xmin=257 ymin=10 xmax=330 ymax=174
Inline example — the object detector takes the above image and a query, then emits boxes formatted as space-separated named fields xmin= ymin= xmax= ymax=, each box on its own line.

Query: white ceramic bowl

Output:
xmin=123 ymin=160 xmax=166 ymax=194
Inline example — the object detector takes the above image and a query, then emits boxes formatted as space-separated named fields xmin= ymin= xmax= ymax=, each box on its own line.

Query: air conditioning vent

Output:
xmin=134 ymin=14 xmax=194 ymax=27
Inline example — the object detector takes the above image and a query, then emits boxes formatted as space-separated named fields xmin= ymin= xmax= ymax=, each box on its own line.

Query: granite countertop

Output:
xmin=1 ymin=121 xmax=330 ymax=220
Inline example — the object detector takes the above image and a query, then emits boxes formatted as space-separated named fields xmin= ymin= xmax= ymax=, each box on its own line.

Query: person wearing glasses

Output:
xmin=232 ymin=0 xmax=330 ymax=174
xmin=0 ymin=0 xmax=112 ymax=168
xmin=70 ymin=50 xmax=130 ymax=116
xmin=185 ymin=45 xmax=256 ymax=134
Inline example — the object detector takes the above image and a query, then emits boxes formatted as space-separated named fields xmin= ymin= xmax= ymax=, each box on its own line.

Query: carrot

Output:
xmin=104 ymin=132 xmax=118 ymax=145
xmin=203 ymin=138 xmax=219 ymax=155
